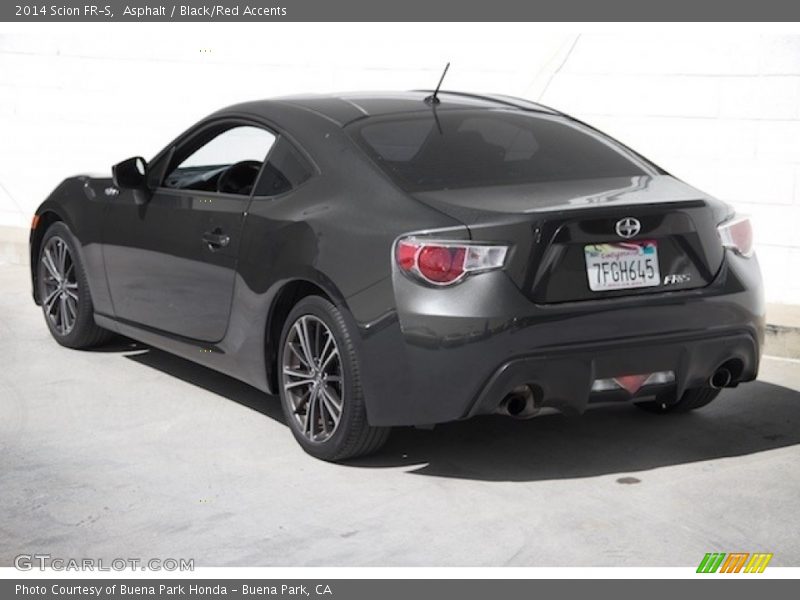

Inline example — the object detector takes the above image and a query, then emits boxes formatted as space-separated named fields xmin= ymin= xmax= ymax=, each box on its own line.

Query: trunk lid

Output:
xmin=412 ymin=175 xmax=731 ymax=303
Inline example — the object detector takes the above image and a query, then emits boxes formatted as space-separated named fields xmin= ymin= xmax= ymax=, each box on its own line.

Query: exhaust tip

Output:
xmin=505 ymin=394 xmax=529 ymax=417
xmin=709 ymin=367 xmax=732 ymax=390
xmin=496 ymin=385 xmax=540 ymax=419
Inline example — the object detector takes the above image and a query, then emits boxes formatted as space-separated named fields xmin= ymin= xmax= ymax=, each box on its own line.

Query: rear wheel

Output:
xmin=37 ymin=222 xmax=113 ymax=349
xmin=277 ymin=295 xmax=390 ymax=461
xmin=635 ymin=387 xmax=721 ymax=414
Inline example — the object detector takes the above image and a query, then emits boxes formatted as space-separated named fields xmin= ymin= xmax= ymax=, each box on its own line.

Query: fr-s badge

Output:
xmin=664 ymin=273 xmax=691 ymax=285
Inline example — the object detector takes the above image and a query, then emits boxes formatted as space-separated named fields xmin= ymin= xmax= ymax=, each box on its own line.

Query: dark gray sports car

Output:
xmin=30 ymin=91 xmax=764 ymax=460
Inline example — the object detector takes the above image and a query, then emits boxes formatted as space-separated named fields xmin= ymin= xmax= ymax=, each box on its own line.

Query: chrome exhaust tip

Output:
xmin=496 ymin=385 xmax=540 ymax=419
xmin=709 ymin=367 xmax=732 ymax=390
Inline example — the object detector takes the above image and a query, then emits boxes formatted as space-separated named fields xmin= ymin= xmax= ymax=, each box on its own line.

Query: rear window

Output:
xmin=349 ymin=110 xmax=649 ymax=192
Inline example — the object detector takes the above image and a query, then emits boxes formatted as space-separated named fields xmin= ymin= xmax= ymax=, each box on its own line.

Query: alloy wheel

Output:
xmin=281 ymin=314 xmax=344 ymax=443
xmin=41 ymin=236 xmax=79 ymax=336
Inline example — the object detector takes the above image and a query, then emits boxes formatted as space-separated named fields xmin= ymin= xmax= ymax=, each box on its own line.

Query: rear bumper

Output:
xmin=353 ymin=252 xmax=764 ymax=427
xmin=465 ymin=330 xmax=758 ymax=418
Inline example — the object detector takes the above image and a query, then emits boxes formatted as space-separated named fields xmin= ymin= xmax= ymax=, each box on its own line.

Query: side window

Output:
xmin=253 ymin=137 xmax=314 ymax=197
xmin=163 ymin=125 xmax=276 ymax=195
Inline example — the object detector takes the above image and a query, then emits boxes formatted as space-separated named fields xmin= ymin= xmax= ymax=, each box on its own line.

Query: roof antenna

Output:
xmin=425 ymin=62 xmax=450 ymax=105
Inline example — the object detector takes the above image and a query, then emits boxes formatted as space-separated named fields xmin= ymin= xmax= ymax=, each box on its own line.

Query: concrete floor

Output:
xmin=1 ymin=262 xmax=799 ymax=567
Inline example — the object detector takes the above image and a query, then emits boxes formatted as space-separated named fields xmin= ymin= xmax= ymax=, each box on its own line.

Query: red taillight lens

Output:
xmin=395 ymin=238 xmax=508 ymax=286
xmin=417 ymin=246 xmax=466 ymax=283
xmin=396 ymin=241 xmax=417 ymax=271
xmin=718 ymin=216 xmax=754 ymax=258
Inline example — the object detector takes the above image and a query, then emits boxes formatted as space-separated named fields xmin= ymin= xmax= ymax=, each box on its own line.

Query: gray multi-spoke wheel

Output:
xmin=277 ymin=296 xmax=390 ymax=461
xmin=37 ymin=222 xmax=113 ymax=348
xmin=282 ymin=315 xmax=344 ymax=443
xmin=41 ymin=236 xmax=79 ymax=336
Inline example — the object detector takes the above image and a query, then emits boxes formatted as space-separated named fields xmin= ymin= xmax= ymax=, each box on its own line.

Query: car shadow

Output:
xmin=360 ymin=385 xmax=800 ymax=481
xmin=80 ymin=336 xmax=145 ymax=353
xmin=123 ymin=343 xmax=285 ymax=423
xmin=119 ymin=343 xmax=800 ymax=482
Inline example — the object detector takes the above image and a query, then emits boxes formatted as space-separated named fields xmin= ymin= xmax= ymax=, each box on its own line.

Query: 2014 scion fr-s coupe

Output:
xmin=30 ymin=91 xmax=764 ymax=460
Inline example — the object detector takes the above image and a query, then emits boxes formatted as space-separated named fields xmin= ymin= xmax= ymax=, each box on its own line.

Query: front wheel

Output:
xmin=635 ymin=387 xmax=721 ymax=414
xmin=37 ymin=222 xmax=113 ymax=349
xmin=277 ymin=295 xmax=390 ymax=461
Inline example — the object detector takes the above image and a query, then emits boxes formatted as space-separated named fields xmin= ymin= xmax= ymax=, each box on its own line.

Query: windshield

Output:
xmin=348 ymin=109 xmax=652 ymax=193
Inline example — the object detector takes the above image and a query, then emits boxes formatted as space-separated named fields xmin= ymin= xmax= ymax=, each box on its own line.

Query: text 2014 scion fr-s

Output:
xmin=30 ymin=91 xmax=764 ymax=460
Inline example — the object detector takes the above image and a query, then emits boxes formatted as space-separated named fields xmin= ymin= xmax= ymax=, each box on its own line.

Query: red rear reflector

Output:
xmin=31 ymin=214 xmax=40 ymax=230
xmin=613 ymin=374 xmax=651 ymax=395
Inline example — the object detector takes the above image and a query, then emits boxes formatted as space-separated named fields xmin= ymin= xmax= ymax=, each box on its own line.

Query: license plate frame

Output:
xmin=584 ymin=241 xmax=660 ymax=292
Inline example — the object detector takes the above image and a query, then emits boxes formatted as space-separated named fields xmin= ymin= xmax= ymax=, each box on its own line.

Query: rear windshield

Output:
xmin=348 ymin=110 xmax=650 ymax=192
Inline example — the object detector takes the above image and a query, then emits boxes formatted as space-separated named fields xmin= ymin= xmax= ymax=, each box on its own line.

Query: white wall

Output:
xmin=1 ymin=26 xmax=798 ymax=302
xmin=0 ymin=24 xmax=572 ymax=229
xmin=540 ymin=33 xmax=800 ymax=304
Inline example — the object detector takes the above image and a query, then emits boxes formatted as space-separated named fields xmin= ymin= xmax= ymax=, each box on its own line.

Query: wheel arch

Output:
xmin=263 ymin=278 xmax=340 ymax=394
xmin=30 ymin=176 xmax=100 ymax=305
xmin=30 ymin=209 xmax=68 ymax=305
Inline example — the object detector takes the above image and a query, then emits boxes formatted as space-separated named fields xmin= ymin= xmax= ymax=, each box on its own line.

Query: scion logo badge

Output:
xmin=696 ymin=552 xmax=773 ymax=573
xmin=615 ymin=217 xmax=641 ymax=239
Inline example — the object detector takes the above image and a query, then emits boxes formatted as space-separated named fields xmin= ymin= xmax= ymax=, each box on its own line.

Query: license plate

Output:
xmin=584 ymin=241 xmax=660 ymax=291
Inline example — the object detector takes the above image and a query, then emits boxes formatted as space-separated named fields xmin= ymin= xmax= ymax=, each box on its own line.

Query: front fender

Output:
xmin=30 ymin=177 xmax=104 ymax=305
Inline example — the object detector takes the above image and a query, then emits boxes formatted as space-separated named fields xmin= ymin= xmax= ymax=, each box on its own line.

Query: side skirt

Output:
xmin=94 ymin=313 xmax=271 ymax=394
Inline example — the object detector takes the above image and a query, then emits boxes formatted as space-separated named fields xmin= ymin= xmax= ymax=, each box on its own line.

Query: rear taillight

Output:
xmin=718 ymin=216 xmax=754 ymax=258
xmin=395 ymin=237 xmax=508 ymax=286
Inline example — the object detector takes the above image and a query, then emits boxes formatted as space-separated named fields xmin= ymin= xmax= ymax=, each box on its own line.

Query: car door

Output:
xmin=102 ymin=121 xmax=277 ymax=342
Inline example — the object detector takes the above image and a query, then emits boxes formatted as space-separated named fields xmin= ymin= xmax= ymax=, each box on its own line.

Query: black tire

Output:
xmin=635 ymin=387 xmax=722 ymax=414
xmin=37 ymin=222 xmax=114 ymax=349
xmin=277 ymin=295 xmax=390 ymax=461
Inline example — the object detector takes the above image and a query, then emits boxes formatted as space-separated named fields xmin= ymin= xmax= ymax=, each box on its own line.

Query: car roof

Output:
xmin=219 ymin=91 xmax=561 ymax=128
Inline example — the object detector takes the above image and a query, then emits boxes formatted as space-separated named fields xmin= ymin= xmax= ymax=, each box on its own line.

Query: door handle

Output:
xmin=202 ymin=228 xmax=230 ymax=250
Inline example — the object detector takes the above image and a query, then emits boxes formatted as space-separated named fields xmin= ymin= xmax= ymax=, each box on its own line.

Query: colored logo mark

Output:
xmin=697 ymin=552 xmax=773 ymax=573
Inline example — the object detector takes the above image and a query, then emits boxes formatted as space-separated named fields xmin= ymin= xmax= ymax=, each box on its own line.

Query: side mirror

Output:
xmin=112 ymin=156 xmax=150 ymax=205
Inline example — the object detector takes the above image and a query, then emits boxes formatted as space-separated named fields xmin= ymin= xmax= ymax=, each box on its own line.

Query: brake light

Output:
xmin=718 ymin=216 xmax=754 ymax=258
xmin=395 ymin=238 xmax=508 ymax=286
